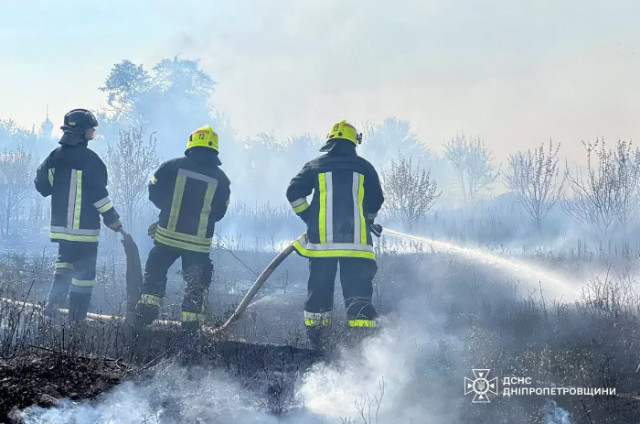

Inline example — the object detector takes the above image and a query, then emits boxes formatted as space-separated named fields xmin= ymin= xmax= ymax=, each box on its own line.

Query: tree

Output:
xmin=0 ymin=147 xmax=34 ymax=236
xmin=100 ymin=57 xmax=217 ymax=158
xmin=105 ymin=127 xmax=159 ymax=229
xmin=563 ymin=139 xmax=640 ymax=242
xmin=443 ymin=133 xmax=499 ymax=204
xmin=362 ymin=118 xmax=428 ymax=168
xmin=504 ymin=140 xmax=565 ymax=229
xmin=100 ymin=60 xmax=152 ymax=121
xmin=381 ymin=155 xmax=441 ymax=229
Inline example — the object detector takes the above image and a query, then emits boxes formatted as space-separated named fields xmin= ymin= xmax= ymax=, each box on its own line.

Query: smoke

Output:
xmin=542 ymin=399 xmax=571 ymax=424
xmin=16 ymin=366 xmax=322 ymax=424
xmin=296 ymin=308 xmax=462 ymax=423
xmin=14 ymin=230 xmax=589 ymax=423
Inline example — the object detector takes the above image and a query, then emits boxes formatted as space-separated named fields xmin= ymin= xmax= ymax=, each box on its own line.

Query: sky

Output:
xmin=0 ymin=0 xmax=638 ymax=160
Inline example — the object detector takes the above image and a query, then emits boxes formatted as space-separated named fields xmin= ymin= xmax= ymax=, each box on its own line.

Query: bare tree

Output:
xmin=106 ymin=127 xmax=159 ymax=228
xmin=563 ymin=139 xmax=640 ymax=242
xmin=443 ymin=133 xmax=499 ymax=204
xmin=0 ymin=147 xmax=34 ymax=236
xmin=381 ymin=155 xmax=441 ymax=229
xmin=504 ymin=140 xmax=565 ymax=229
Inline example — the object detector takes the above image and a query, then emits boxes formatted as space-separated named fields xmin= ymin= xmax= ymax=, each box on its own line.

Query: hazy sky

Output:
xmin=0 ymin=0 xmax=638 ymax=160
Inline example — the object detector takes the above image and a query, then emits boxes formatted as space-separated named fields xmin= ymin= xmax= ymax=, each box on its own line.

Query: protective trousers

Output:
xmin=46 ymin=241 xmax=98 ymax=321
xmin=137 ymin=243 xmax=213 ymax=326
xmin=304 ymin=257 xmax=378 ymax=348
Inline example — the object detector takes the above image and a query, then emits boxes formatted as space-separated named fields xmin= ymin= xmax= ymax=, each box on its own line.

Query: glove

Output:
xmin=148 ymin=222 xmax=158 ymax=239
xmin=370 ymin=223 xmax=383 ymax=238
xmin=107 ymin=219 xmax=123 ymax=232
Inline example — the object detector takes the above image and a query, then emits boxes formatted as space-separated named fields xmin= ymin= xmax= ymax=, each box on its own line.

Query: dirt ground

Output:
xmin=0 ymin=333 xmax=323 ymax=423
xmin=0 ymin=349 xmax=125 ymax=422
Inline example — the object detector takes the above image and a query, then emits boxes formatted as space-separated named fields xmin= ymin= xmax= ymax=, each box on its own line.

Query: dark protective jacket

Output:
xmin=34 ymin=142 xmax=120 ymax=243
xmin=286 ymin=140 xmax=384 ymax=260
xmin=149 ymin=147 xmax=230 ymax=253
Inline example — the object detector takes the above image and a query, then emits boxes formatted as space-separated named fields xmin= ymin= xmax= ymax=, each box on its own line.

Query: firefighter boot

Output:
xmin=68 ymin=292 xmax=91 ymax=322
xmin=306 ymin=325 xmax=332 ymax=351
xmin=44 ymin=268 xmax=72 ymax=316
xmin=135 ymin=303 xmax=159 ymax=327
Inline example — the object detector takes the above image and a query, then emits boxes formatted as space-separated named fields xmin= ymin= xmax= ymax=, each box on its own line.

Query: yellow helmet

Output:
xmin=186 ymin=125 xmax=219 ymax=154
xmin=326 ymin=120 xmax=362 ymax=146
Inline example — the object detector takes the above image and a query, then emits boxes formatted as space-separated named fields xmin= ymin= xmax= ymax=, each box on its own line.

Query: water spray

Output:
xmin=382 ymin=228 xmax=580 ymax=299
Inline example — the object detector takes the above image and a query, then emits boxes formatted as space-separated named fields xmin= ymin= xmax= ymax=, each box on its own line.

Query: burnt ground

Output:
xmin=0 ymin=327 xmax=324 ymax=423
xmin=0 ymin=349 xmax=124 ymax=422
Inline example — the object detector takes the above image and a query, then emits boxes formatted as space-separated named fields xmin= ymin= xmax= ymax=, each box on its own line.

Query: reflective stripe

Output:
xmin=352 ymin=173 xmax=360 ymax=244
xmin=139 ymin=294 xmax=162 ymax=307
xmin=293 ymin=200 xmax=309 ymax=214
xmin=367 ymin=212 xmax=377 ymax=220
xmin=304 ymin=311 xmax=332 ymax=327
xmin=150 ymin=176 xmax=158 ymax=184
xmin=289 ymin=198 xmax=307 ymax=208
xmin=48 ymin=168 xmax=54 ymax=186
xmin=182 ymin=311 xmax=205 ymax=322
xmin=73 ymin=170 xmax=82 ymax=229
xmin=97 ymin=201 xmax=114 ymax=214
xmin=358 ymin=173 xmax=366 ymax=244
xmin=93 ymin=197 xmax=114 ymax=214
xmin=348 ymin=319 xmax=376 ymax=328
xmin=155 ymin=232 xmax=211 ymax=253
xmin=318 ymin=173 xmax=327 ymax=243
xmin=50 ymin=226 xmax=100 ymax=236
xmin=178 ymin=168 xmax=218 ymax=185
xmin=325 ymin=172 xmax=333 ymax=243
xmin=290 ymin=197 xmax=310 ymax=214
xmin=93 ymin=197 xmax=110 ymax=209
xmin=293 ymin=239 xmax=375 ymax=260
xmin=50 ymin=232 xmax=100 ymax=243
xmin=71 ymin=278 xmax=95 ymax=287
xmin=67 ymin=169 xmax=77 ymax=228
xmin=197 ymin=183 xmax=218 ymax=238
xmin=156 ymin=226 xmax=211 ymax=245
xmin=298 ymin=240 xmax=374 ymax=252
xmin=167 ymin=175 xmax=186 ymax=231
xmin=54 ymin=262 xmax=73 ymax=270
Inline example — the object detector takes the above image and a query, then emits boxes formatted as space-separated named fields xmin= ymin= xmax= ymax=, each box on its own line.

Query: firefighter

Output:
xmin=34 ymin=109 xmax=122 ymax=321
xmin=286 ymin=120 xmax=384 ymax=349
xmin=136 ymin=125 xmax=230 ymax=331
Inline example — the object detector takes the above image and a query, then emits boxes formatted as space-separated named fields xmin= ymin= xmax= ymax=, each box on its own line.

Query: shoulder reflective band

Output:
xmin=178 ymin=168 xmax=218 ymax=185
xmin=167 ymin=174 xmax=187 ymax=232
xmin=93 ymin=197 xmax=114 ymax=214
xmin=197 ymin=182 xmax=218 ymax=238
xmin=150 ymin=175 xmax=158 ymax=184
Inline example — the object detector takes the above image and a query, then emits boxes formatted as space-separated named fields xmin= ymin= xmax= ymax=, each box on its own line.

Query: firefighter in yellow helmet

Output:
xmin=286 ymin=120 xmax=384 ymax=349
xmin=136 ymin=125 xmax=231 ymax=331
